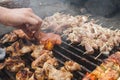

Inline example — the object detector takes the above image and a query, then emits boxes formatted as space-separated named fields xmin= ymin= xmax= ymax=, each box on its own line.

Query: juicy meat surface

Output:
xmin=5 ymin=56 xmax=25 ymax=72
xmin=64 ymin=61 xmax=81 ymax=72
xmin=31 ymin=45 xmax=44 ymax=59
xmin=16 ymin=68 xmax=33 ymax=80
xmin=29 ymin=68 xmax=45 ymax=80
xmin=6 ymin=39 xmax=35 ymax=56
xmin=43 ymin=63 xmax=73 ymax=80
xmin=34 ymin=32 xmax=62 ymax=45
xmin=0 ymin=32 xmax=18 ymax=44
xmin=31 ymin=51 xmax=53 ymax=69
xmin=82 ymin=52 xmax=120 ymax=80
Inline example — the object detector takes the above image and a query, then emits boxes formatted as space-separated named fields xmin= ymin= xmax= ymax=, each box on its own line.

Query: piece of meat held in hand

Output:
xmin=34 ymin=32 xmax=62 ymax=50
xmin=16 ymin=68 xmax=33 ymax=80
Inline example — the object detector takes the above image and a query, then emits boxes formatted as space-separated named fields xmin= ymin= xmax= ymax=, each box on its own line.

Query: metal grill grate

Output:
xmin=52 ymin=37 xmax=120 ymax=80
xmin=0 ymin=37 xmax=119 ymax=80
xmin=53 ymin=41 xmax=102 ymax=79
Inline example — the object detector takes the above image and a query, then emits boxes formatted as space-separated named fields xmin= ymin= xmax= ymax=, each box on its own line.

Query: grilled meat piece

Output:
xmin=31 ymin=51 xmax=53 ymax=69
xmin=45 ymin=58 xmax=58 ymax=67
xmin=64 ymin=61 xmax=81 ymax=72
xmin=5 ymin=56 xmax=25 ymax=72
xmin=63 ymin=21 xmax=120 ymax=55
xmin=5 ymin=41 xmax=22 ymax=54
xmin=19 ymin=45 xmax=34 ymax=54
xmin=82 ymin=52 xmax=120 ymax=80
xmin=34 ymin=32 xmax=62 ymax=45
xmin=31 ymin=45 xmax=44 ymax=59
xmin=98 ymin=68 xmax=119 ymax=80
xmin=13 ymin=29 xmax=30 ymax=40
xmin=14 ymin=29 xmax=62 ymax=46
xmin=41 ymin=12 xmax=88 ymax=33
xmin=29 ymin=68 xmax=46 ymax=80
xmin=84 ymin=43 xmax=94 ymax=54
xmin=43 ymin=62 xmax=73 ymax=80
xmin=0 ymin=63 xmax=5 ymax=70
xmin=6 ymin=39 xmax=35 ymax=56
xmin=16 ymin=68 xmax=33 ymax=80
xmin=108 ymin=51 xmax=120 ymax=65
xmin=0 ymin=32 xmax=18 ymax=44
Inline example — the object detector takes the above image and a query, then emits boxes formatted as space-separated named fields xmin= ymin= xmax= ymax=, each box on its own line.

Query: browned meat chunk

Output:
xmin=5 ymin=56 xmax=25 ymax=72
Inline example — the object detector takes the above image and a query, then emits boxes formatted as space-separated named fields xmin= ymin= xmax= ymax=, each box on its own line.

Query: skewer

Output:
xmin=99 ymin=23 xmax=103 ymax=26
xmin=78 ymin=43 xmax=81 ymax=46
xmin=53 ymin=30 xmax=56 ymax=33
xmin=61 ymin=34 xmax=65 ymax=37
xmin=83 ymin=51 xmax=88 ymax=55
xmin=95 ymin=52 xmax=102 ymax=60
xmin=115 ymin=29 xmax=119 ymax=32
xmin=95 ymin=42 xmax=108 ymax=59
xmin=109 ymin=26 xmax=113 ymax=29
xmin=95 ymin=20 xmax=99 ymax=23
xmin=68 ymin=42 xmax=73 ymax=45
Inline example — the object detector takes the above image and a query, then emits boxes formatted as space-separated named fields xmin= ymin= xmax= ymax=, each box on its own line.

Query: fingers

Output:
xmin=30 ymin=13 xmax=42 ymax=26
xmin=26 ymin=9 xmax=42 ymax=26
xmin=25 ymin=10 xmax=42 ymax=32
xmin=13 ymin=8 xmax=42 ymax=36
xmin=25 ymin=17 xmax=39 ymax=26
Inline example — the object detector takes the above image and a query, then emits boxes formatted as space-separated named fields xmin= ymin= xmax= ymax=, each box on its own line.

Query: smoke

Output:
xmin=85 ymin=0 xmax=119 ymax=17
xmin=0 ymin=0 xmax=30 ymax=8
xmin=65 ymin=0 xmax=119 ymax=17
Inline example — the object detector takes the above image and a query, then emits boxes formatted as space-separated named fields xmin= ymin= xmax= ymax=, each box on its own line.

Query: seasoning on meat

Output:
xmin=82 ymin=52 xmax=120 ymax=80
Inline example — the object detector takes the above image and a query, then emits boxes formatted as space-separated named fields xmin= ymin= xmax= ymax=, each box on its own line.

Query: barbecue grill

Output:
xmin=0 ymin=35 xmax=119 ymax=80
xmin=0 ymin=0 xmax=120 ymax=80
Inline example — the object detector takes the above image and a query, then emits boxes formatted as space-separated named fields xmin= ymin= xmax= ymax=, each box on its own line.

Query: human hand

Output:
xmin=0 ymin=7 xmax=42 ymax=31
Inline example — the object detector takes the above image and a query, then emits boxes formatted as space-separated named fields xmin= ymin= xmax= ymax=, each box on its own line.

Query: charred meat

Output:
xmin=83 ymin=52 xmax=120 ymax=80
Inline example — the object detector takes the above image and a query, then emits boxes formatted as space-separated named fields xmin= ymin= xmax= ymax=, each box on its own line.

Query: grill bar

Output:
xmin=4 ymin=70 xmax=15 ymax=80
xmin=53 ymin=49 xmax=91 ymax=72
xmin=52 ymin=38 xmax=113 ymax=79
xmin=58 ymin=45 xmax=98 ymax=67
xmin=56 ymin=57 xmax=85 ymax=78
xmin=0 ymin=69 xmax=13 ymax=80
xmin=62 ymin=41 xmax=103 ymax=62
xmin=54 ymin=47 xmax=94 ymax=72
